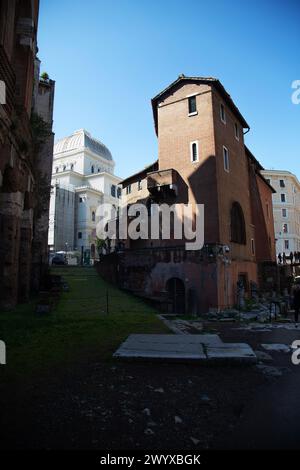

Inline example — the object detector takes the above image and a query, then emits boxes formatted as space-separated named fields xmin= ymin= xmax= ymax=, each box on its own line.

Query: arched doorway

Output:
xmin=166 ymin=278 xmax=185 ymax=314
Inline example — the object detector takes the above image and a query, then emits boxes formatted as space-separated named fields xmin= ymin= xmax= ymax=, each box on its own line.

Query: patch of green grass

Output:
xmin=0 ymin=267 xmax=169 ymax=383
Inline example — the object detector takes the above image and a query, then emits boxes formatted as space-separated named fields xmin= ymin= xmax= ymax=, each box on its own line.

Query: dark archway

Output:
xmin=166 ymin=277 xmax=185 ymax=314
xmin=230 ymin=201 xmax=246 ymax=244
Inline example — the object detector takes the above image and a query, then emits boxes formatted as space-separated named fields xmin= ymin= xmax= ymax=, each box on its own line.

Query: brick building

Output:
xmin=98 ymin=76 xmax=276 ymax=314
xmin=0 ymin=0 xmax=55 ymax=309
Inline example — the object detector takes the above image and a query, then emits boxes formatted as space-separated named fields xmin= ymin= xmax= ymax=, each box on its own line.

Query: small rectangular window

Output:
xmin=282 ymin=208 xmax=287 ymax=217
xmin=126 ymin=185 xmax=131 ymax=195
xmin=223 ymin=146 xmax=229 ymax=172
xmin=281 ymin=194 xmax=286 ymax=203
xmin=251 ymin=238 xmax=255 ymax=256
xmin=111 ymin=184 xmax=116 ymax=197
xmin=190 ymin=141 xmax=199 ymax=162
xmin=138 ymin=180 xmax=142 ymax=190
xmin=279 ymin=179 xmax=285 ymax=188
xmin=283 ymin=223 xmax=288 ymax=233
xmin=284 ymin=240 xmax=289 ymax=250
xmin=220 ymin=103 xmax=226 ymax=123
xmin=188 ymin=96 xmax=197 ymax=114
xmin=78 ymin=232 xmax=82 ymax=239
xmin=234 ymin=123 xmax=239 ymax=140
xmin=117 ymin=187 xmax=122 ymax=198
xmin=79 ymin=197 xmax=83 ymax=203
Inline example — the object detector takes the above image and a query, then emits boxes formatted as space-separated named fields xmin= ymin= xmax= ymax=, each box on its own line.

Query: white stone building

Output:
xmin=261 ymin=169 xmax=300 ymax=256
xmin=48 ymin=129 xmax=121 ymax=258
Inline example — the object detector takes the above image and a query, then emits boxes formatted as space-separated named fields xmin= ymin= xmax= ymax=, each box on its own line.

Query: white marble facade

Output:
xmin=48 ymin=129 xmax=121 ymax=256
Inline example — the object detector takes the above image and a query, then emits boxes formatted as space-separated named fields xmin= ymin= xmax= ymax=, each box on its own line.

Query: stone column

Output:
xmin=18 ymin=205 xmax=33 ymax=302
xmin=0 ymin=191 xmax=24 ymax=309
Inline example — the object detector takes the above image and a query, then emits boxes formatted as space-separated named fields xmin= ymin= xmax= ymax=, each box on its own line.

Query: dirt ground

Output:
xmin=1 ymin=320 xmax=299 ymax=450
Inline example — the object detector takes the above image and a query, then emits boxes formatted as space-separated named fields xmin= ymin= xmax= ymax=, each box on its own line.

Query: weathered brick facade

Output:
xmin=98 ymin=77 xmax=276 ymax=314
xmin=0 ymin=0 xmax=55 ymax=309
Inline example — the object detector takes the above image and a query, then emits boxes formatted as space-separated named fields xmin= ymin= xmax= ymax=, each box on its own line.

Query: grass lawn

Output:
xmin=0 ymin=266 xmax=169 ymax=383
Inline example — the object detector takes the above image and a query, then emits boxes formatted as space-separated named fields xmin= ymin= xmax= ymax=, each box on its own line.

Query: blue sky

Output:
xmin=38 ymin=0 xmax=299 ymax=179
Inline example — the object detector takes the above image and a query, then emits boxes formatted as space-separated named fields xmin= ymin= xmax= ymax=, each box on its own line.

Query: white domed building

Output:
xmin=48 ymin=129 xmax=121 ymax=259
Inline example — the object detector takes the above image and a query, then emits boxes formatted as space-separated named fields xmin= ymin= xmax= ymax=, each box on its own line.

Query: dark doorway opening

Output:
xmin=166 ymin=277 xmax=185 ymax=314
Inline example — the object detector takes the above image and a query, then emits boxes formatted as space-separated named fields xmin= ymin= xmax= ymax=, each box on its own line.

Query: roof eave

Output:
xmin=151 ymin=76 xmax=250 ymax=135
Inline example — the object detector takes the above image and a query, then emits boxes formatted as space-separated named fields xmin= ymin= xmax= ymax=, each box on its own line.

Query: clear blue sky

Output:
xmin=38 ymin=0 xmax=300 ymax=179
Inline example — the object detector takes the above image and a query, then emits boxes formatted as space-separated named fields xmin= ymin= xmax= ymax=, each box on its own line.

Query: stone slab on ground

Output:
xmin=261 ymin=343 xmax=291 ymax=353
xmin=206 ymin=343 xmax=257 ymax=364
xmin=114 ymin=335 xmax=256 ymax=364
xmin=114 ymin=335 xmax=206 ymax=361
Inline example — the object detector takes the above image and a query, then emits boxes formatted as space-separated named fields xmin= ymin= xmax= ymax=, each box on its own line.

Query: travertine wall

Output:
xmin=0 ymin=0 xmax=55 ymax=308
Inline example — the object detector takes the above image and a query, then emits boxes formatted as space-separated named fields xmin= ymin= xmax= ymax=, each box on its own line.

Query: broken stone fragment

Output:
xmin=190 ymin=437 xmax=200 ymax=445
xmin=174 ymin=416 xmax=183 ymax=424
xmin=254 ymin=351 xmax=273 ymax=362
xmin=144 ymin=428 xmax=155 ymax=436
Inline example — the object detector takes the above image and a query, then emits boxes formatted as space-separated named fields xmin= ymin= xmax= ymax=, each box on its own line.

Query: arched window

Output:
xmin=71 ymin=163 xmax=74 ymax=170
xmin=91 ymin=211 xmax=95 ymax=222
xmin=91 ymin=165 xmax=94 ymax=174
xmin=230 ymin=202 xmax=246 ymax=244
xmin=55 ymin=167 xmax=59 ymax=173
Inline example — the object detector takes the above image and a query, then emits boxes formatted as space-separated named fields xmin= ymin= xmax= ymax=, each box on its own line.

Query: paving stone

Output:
xmin=114 ymin=334 xmax=256 ymax=364
xmin=206 ymin=344 xmax=257 ymax=363
xmin=261 ymin=343 xmax=291 ymax=353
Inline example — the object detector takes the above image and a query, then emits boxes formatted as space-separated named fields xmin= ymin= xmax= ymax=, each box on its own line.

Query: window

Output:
xmin=283 ymin=223 xmax=288 ymax=233
xmin=126 ymin=185 xmax=131 ymax=195
xmin=63 ymin=165 xmax=66 ymax=171
xmin=281 ymin=194 xmax=286 ymax=203
xmin=231 ymin=201 xmax=246 ymax=244
xmin=266 ymin=203 xmax=270 ymax=218
xmin=55 ymin=167 xmax=58 ymax=173
xmin=70 ymin=163 xmax=74 ymax=170
xmin=223 ymin=146 xmax=229 ymax=172
xmin=79 ymin=197 xmax=83 ymax=203
xmin=91 ymin=211 xmax=95 ymax=222
xmin=188 ymin=96 xmax=197 ymax=115
xmin=251 ymin=238 xmax=255 ymax=255
xmin=190 ymin=141 xmax=199 ymax=163
xmin=266 ymin=178 xmax=271 ymax=184
xmin=279 ymin=179 xmax=285 ymax=188
xmin=220 ymin=103 xmax=226 ymax=123
xmin=91 ymin=165 xmax=94 ymax=174
xmin=234 ymin=123 xmax=239 ymax=140
xmin=138 ymin=180 xmax=142 ymax=190
xmin=284 ymin=240 xmax=289 ymax=250
xmin=282 ymin=208 xmax=287 ymax=217
xmin=117 ymin=187 xmax=122 ymax=198
xmin=111 ymin=184 xmax=116 ymax=197
xmin=78 ymin=232 xmax=82 ymax=239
